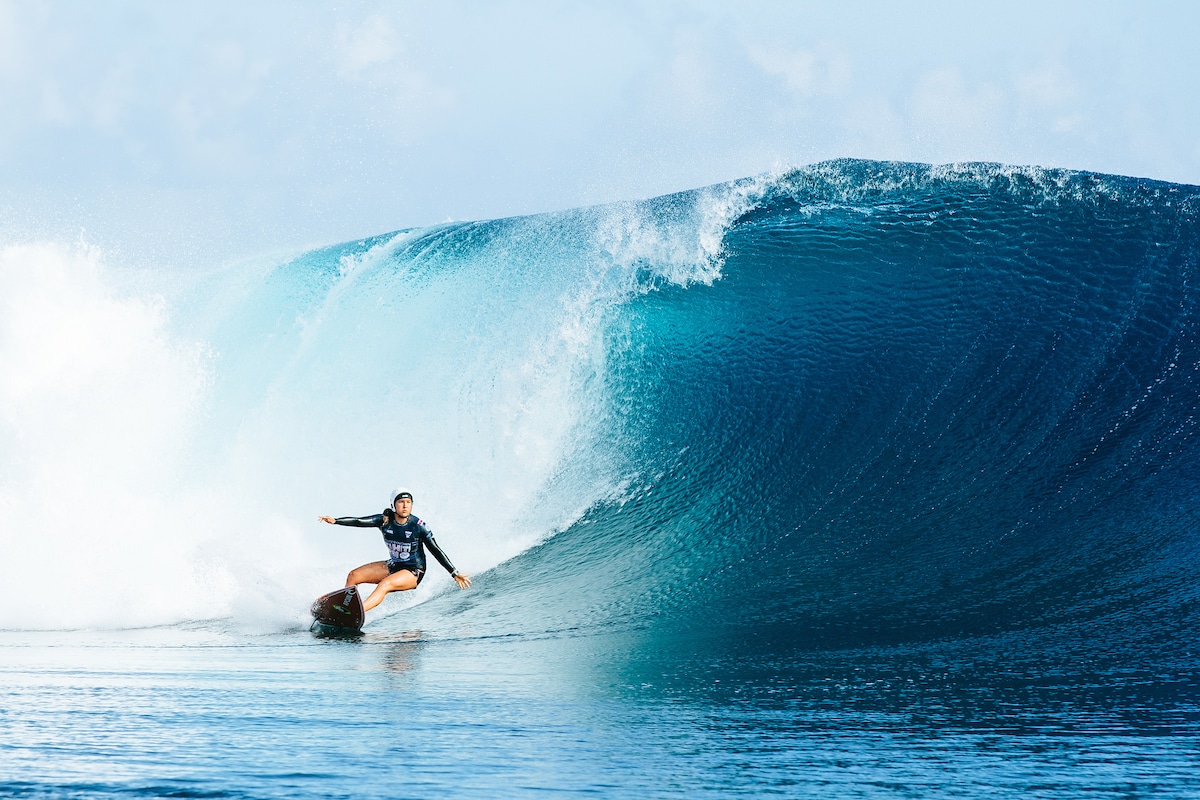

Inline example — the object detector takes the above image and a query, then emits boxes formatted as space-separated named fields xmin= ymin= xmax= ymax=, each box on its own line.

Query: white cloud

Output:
xmin=323 ymin=10 xmax=455 ymax=143
xmin=748 ymin=41 xmax=851 ymax=98
xmin=333 ymin=14 xmax=401 ymax=79
xmin=1015 ymin=63 xmax=1076 ymax=108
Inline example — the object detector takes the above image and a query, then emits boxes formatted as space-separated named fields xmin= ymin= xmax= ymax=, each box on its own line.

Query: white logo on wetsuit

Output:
xmin=384 ymin=520 xmax=424 ymax=563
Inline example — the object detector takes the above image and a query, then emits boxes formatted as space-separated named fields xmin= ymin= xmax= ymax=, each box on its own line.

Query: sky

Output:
xmin=1 ymin=0 xmax=1198 ymax=268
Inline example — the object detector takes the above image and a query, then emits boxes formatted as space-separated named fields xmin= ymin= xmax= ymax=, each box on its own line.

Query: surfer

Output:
xmin=319 ymin=489 xmax=471 ymax=612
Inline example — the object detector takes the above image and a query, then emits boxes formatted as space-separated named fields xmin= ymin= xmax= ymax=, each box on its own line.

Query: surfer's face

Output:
xmin=393 ymin=497 xmax=412 ymax=517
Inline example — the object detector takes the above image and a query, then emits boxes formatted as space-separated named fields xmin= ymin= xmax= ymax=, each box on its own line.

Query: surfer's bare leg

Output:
xmin=362 ymin=569 xmax=419 ymax=612
xmin=346 ymin=561 xmax=389 ymax=588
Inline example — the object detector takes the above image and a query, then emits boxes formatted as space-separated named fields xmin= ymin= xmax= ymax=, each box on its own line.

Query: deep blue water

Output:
xmin=2 ymin=626 xmax=1198 ymax=798
xmin=3 ymin=160 xmax=1200 ymax=796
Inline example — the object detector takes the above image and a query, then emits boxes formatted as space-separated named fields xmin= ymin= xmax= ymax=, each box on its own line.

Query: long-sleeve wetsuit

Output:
xmin=333 ymin=514 xmax=459 ymax=577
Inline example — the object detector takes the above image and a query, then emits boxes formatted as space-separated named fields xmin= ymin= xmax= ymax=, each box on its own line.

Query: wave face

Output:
xmin=411 ymin=160 xmax=1200 ymax=658
xmin=4 ymin=159 xmax=1199 ymax=651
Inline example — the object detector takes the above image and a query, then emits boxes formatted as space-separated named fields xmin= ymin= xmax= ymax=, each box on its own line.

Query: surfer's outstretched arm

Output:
xmin=319 ymin=514 xmax=385 ymax=527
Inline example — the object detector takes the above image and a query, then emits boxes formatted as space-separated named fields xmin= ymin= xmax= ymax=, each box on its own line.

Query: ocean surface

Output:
xmin=2 ymin=159 xmax=1199 ymax=797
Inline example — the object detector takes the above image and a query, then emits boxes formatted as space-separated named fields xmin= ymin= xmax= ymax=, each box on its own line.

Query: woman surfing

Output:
xmin=319 ymin=488 xmax=471 ymax=613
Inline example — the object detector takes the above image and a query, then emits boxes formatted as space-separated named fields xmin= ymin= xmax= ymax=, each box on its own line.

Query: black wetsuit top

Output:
xmin=333 ymin=514 xmax=458 ymax=576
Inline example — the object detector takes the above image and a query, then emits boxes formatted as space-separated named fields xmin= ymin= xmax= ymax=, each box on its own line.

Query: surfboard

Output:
xmin=310 ymin=586 xmax=365 ymax=637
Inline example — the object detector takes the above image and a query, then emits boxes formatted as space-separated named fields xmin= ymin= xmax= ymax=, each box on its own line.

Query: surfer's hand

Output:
xmin=453 ymin=573 xmax=472 ymax=589
xmin=318 ymin=515 xmax=336 ymax=524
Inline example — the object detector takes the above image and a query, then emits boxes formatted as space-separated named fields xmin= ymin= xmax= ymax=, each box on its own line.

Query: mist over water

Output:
xmin=0 ymin=242 xmax=213 ymax=627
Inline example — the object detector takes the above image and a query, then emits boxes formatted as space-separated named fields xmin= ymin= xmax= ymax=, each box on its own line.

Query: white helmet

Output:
xmin=390 ymin=487 xmax=414 ymax=506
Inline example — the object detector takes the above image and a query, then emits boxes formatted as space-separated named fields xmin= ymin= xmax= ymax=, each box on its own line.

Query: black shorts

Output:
xmin=387 ymin=562 xmax=425 ymax=585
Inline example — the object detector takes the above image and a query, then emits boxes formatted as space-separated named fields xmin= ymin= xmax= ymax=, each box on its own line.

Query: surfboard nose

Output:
xmin=311 ymin=587 xmax=365 ymax=633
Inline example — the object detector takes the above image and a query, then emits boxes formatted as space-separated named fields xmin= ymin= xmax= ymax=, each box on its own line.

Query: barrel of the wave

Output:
xmin=310 ymin=587 xmax=365 ymax=637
